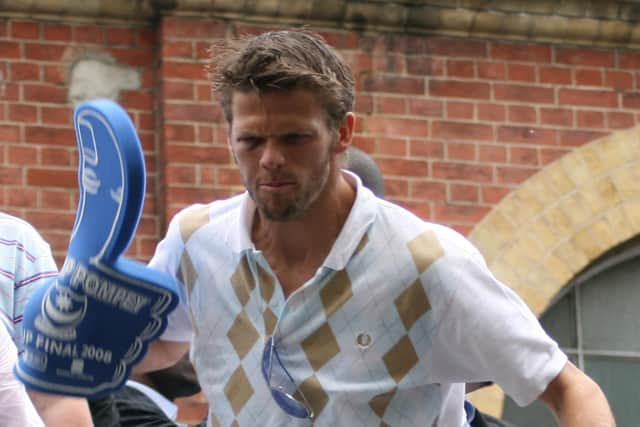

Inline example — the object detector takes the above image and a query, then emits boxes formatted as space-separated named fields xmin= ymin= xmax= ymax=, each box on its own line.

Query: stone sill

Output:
xmin=2 ymin=0 xmax=640 ymax=47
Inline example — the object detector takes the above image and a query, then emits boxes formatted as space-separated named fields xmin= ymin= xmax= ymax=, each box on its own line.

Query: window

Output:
xmin=502 ymin=236 xmax=640 ymax=426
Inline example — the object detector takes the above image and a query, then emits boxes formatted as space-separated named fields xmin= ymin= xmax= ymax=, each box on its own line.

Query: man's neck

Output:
xmin=251 ymin=174 xmax=356 ymax=294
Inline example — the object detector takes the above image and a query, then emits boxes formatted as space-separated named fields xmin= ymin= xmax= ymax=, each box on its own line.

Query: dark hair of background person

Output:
xmin=345 ymin=146 xmax=385 ymax=198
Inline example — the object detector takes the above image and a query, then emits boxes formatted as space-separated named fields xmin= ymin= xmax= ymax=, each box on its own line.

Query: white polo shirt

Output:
xmin=152 ymin=171 xmax=566 ymax=427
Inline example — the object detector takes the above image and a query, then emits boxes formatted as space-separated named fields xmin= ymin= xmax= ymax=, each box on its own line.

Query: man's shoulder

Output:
xmin=170 ymin=193 xmax=245 ymax=241
xmin=372 ymin=198 xmax=431 ymax=236
xmin=371 ymin=201 xmax=479 ymax=257
xmin=177 ymin=193 xmax=243 ymax=223
xmin=0 ymin=211 xmax=49 ymax=248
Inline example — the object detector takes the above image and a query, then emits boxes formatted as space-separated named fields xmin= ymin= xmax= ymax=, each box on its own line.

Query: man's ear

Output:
xmin=226 ymin=127 xmax=232 ymax=148
xmin=334 ymin=112 xmax=355 ymax=154
xmin=226 ymin=130 xmax=237 ymax=163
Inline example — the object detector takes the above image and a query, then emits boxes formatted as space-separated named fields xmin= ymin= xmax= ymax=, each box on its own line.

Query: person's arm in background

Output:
xmin=1 ymin=317 xmax=93 ymax=427
xmin=5 ymin=215 xmax=93 ymax=426
xmin=0 ymin=322 xmax=44 ymax=427
xmin=27 ymin=390 xmax=93 ymax=427
xmin=1 ymin=215 xmax=58 ymax=352
xmin=134 ymin=339 xmax=190 ymax=374
xmin=538 ymin=361 xmax=615 ymax=427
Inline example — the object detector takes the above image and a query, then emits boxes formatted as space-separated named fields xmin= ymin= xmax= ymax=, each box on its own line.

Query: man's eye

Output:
xmin=238 ymin=137 xmax=262 ymax=147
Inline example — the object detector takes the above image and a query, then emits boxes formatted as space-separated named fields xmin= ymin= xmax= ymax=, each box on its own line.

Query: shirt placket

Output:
xmin=249 ymin=252 xmax=333 ymax=341
xmin=247 ymin=250 xmax=286 ymax=339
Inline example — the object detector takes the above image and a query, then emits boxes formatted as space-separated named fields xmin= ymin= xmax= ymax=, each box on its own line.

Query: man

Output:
xmin=0 ymin=212 xmax=92 ymax=426
xmin=139 ymin=30 xmax=614 ymax=426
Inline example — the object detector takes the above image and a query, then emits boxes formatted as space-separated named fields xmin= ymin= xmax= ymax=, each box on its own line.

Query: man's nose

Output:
xmin=259 ymin=139 xmax=285 ymax=170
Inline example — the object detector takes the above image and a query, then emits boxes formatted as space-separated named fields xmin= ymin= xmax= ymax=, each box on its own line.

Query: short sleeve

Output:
xmin=148 ymin=215 xmax=193 ymax=343
xmin=1 ymin=221 xmax=58 ymax=353
xmin=426 ymin=254 xmax=567 ymax=406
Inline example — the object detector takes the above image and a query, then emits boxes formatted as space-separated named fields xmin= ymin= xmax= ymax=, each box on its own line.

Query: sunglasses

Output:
xmin=261 ymin=336 xmax=314 ymax=419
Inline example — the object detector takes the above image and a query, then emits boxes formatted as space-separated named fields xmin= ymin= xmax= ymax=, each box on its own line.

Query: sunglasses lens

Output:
xmin=261 ymin=338 xmax=273 ymax=379
xmin=261 ymin=337 xmax=313 ymax=419
xmin=271 ymin=389 xmax=312 ymax=418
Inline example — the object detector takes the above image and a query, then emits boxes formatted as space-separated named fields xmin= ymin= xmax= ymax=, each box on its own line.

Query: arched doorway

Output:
xmin=502 ymin=234 xmax=640 ymax=426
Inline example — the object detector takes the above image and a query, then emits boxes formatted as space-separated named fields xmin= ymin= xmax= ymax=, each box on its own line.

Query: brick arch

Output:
xmin=470 ymin=125 xmax=640 ymax=314
xmin=467 ymin=125 xmax=640 ymax=416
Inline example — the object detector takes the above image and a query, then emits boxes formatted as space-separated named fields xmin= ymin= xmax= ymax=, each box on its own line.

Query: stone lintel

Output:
xmin=0 ymin=0 xmax=155 ymax=25
xmin=2 ymin=0 xmax=640 ymax=47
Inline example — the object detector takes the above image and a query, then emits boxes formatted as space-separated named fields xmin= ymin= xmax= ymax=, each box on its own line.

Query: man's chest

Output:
xmin=189 ymin=249 xmax=445 ymax=385
xmin=184 ymin=240 xmax=457 ymax=425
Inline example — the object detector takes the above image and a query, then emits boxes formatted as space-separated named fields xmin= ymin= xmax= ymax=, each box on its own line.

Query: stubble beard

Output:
xmin=252 ymin=148 xmax=332 ymax=222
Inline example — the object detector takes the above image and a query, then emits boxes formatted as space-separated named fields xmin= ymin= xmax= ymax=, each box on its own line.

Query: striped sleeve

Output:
xmin=0 ymin=217 xmax=58 ymax=353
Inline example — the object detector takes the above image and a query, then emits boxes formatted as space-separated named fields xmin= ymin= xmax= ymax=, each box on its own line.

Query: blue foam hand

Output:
xmin=15 ymin=99 xmax=180 ymax=398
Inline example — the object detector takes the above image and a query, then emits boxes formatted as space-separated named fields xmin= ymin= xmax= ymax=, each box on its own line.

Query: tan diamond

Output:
xmin=319 ymin=269 xmax=353 ymax=317
xmin=257 ymin=264 xmax=275 ymax=302
xmin=188 ymin=310 xmax=199 ymax=338
xmin=178 ymin=251 xmax=198 ymax=294
xmin=407 ymin=230 xmax=444 ymax=274
xmin=230 ymin=256 xmax=256 ymax=306
xmin=263 ymin=306 xmax=277 ymax=336
xmin=354 ymin=233 xmax=369 ymax=256
xmin=179 ymin=203 xmax=211 ymax=242
xmin=297 ymin=374 xmax=329 ymax=418
xmin=224 ymin=366 xmax=254 ymax=415
xmin=227 ymin=310 xmax=259 ymax=359
xmin=301 ymin=323 xmax=340 ymax=371
xmin=369 ymin=388 xmax=397 ymax=418
xmin=383 ymin=335 xmax=419 ymax=383
xmin=394 ymin=279 xmax=431 ymax=331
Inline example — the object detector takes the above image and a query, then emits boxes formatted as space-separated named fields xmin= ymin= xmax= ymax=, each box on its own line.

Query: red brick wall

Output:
xmin=3 ymin=15 xmax=640 ymax=261
xmin=160 ymin=17 xmax=234 ymax=219
xmin=0 ymin=18 xmax=159 ymax=263
xmin=160 ymin=17 xmax=640 ymax=238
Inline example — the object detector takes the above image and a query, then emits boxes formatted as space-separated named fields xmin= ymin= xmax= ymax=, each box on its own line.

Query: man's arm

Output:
xmin=133 ymin=339 xmax=189 ymax=374
xmin=27 ymin=391 xmax=93 ymax=427
xmin=538 ymin=361 xmax=615 ymax=427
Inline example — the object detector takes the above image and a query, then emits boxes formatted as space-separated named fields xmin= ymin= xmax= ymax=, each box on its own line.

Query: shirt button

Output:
xmin=356 ymin=332 xmax=373 ymax=349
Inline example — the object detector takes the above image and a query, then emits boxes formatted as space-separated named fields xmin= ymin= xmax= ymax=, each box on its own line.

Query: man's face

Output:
xmin=228 ymin=88 xmax=346 ymax=221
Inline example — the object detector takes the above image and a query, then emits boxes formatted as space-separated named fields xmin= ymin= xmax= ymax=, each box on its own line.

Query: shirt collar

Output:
xmin=224 ymin=170 xmax=379 ymax=269
xmin=322 ymin=170 xmax=378 ymax=270
xmin=224 ymin=191 xmax=255 ymax=254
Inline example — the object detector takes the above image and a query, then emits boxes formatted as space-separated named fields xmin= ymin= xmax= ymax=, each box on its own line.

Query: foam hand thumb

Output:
xmin=15 ymin=99 xmax=179 ymax=398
